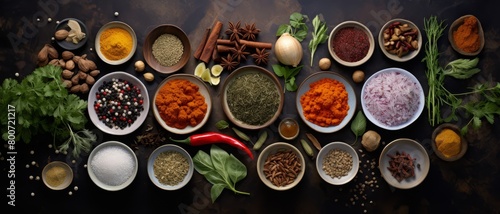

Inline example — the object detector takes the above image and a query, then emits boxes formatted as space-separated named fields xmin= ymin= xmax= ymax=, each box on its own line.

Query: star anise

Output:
xmin=251 ymin=48 xmax=270 ymax=65
xmin=230 ymin=42 xmax=250 ymax=62
xmin=241 ymin=23 xmax=260 ymax=41
xmin=225 ymin=21 xmax=243 ymax=42
xmin=220 ymin=53 xmax=239 ymax=71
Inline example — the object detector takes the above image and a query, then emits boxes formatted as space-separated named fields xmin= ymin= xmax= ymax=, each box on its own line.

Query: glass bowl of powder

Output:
xmin=87 ymin=141 xmax=138 ymax=191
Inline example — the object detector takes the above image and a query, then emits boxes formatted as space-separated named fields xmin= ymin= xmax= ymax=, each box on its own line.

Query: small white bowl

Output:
xmin=328 ymin=21 xmax=375 ymax=67
xmin=256 ymin=142 xmax=305 ymax=191
xmin=379 ymin=138 xmax=430 ymax=189
xmin=153 ymin=74 xmax=212 ymax=135
xmin=147 ymin=144 xmax=194 ymax=190
xmin=87 ymin=141 xmax=138 ymax=191
xmin=379 ymin=18 xmax=422 ymax=62
xmin=316 ymin=142 xmax=359 ymax=185
xmin=95 ymin=21 xmax=137 ymax=65
xmin=87 ymin=71 xmax=150 ymax=135
xmin=42 ymin=161 xmax=73 ymax=190
xmin=296 ymin=71 xmax=357 ymax=133
xmin=361 ymin=67 xmax=424 ymax=130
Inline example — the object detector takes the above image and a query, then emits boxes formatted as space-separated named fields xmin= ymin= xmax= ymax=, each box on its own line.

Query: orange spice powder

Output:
xmin=155 ymin=79 xmax=207 ymax=129
xmin=300 ymin=78 xmax=349 ymax=127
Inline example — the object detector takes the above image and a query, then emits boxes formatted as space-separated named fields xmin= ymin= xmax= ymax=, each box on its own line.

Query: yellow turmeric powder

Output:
xmin=435 ymin=128 xmax=461 ymax=158
xmin=155 ymin=79 xmax=207 ymax=129
xmin=300 ymin=78 xmax=349 ymax=127
xmin=99 ymin=27 xmax=133 ymax=60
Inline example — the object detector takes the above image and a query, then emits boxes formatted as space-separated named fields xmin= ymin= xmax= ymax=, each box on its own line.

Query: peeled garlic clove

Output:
xmin=274 ymin=33 xmax=303 ymax=67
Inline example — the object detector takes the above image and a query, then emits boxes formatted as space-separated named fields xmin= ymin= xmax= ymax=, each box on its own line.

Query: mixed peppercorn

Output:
xmin=93 ymin=78 xmax=145 ymax=129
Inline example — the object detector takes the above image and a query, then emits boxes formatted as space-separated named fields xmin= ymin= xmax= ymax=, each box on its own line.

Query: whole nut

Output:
xmin=78 ymin=71 xmax=87 ymax=80
xmin=78 ymin=59 xmax=96 ymax=72
xmin=65 ymin=60 xmax=75 ymax=70
xmin=62 ymin=70 xmax=74 ymax=79
xmin=58 ymin=59 xmax=66 ymax=69
xmin=62 ymin=80 xmax=72 ymax=89
xmin=70 ymin=85 xmax=81 ymax=93
xmin=143 ymin=72 xmax=154 ymax=82
xmin=46 ymin=44 xmax=58 ymax=59
xmin=37 ymin=45 xmax=49 ymax=66
xmin=80 ymin=83 xmax=89 ymax=94
xmin=85 ymin=75 xmax=95 ymax=85
xmin=54 ymin=29 xmax=69 ymax=40
xmin=89 ymin=70 xmax=100 ymax=77
xmin=61 ymin=51 xmax=74 ymax=61
xmin=71 ymin=74 xmax=80 ymax=85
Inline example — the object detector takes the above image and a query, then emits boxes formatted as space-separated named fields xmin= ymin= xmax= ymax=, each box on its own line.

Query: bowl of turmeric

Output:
xmin=153 ymin=74 xmax=212 ymax=135
xmin=95 ymin=21 xmax=137 ymax=65
xmin=448 ymin=15 xmax=484 ymax=56
xmin=296 ymin=71 xmax=356 ymax=133
xmin=431 ymin=123 xmax=467 ymax=161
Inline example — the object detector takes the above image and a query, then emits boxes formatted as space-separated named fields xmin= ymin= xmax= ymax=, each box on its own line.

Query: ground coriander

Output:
xmin=153 ymin=151 xmax=189 ymax=186
xmin=322 ymin=148 xmax=353 ymax=178
xmin=152 ymin=34 xmax=184 ymax=67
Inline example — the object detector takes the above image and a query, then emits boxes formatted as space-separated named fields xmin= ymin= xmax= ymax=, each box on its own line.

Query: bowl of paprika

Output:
xmin=448 ymin=15 xmax=484 ymax=56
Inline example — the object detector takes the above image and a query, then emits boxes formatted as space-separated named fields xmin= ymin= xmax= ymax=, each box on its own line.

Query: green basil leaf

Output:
xmin=211 ymin=184 xmax=227 ymax=203
xmin=290 ymin=12 xmax=304 ymax=23
xmin=210 ymin=145 xmax=230 ymax=181
xmin=193 ymin=150 xmax=215 ymax=175
xmin=276 ymin=24 xmax=290 ymax=36
xmin=225 ymin=154 xmax=247 ymax=184
xmin=215 ymin=120 xmax=230 ymax=130
xmin=289 ymin=65 xmax=303 ymax=77
xmin=351 ymin=111 xmax=366 ymax=142
xmin=294 ymin=30 xmax=308 ymax=42
xmin=272 ymin=64 xmax=285 ymax=77
xmin=204 ymin=170 xmax=226 ymax=185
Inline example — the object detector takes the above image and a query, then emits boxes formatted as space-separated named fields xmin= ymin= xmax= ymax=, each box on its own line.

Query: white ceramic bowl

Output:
xmin=147 ymin=144 xmax=194 ymax=190
xmin=316 ymin=142 xmax=359 ymax=185
xmin=256 ymin=142 xmax=305 ymax=191
xmin=296 ymin=71 xmax=357 ymax=133
xmin=87 ymin=71 xmax=149 ymax=135
xmin=222 ymin=65 xmax=284 ymax=130
xmin=361 ymin=67 xmax=424 ymax=130
xmin=95 ymin=21 xmax=137 ymax=65
xmin=41 ymin=161 xmax=73 ymax=190
xmin=379 ymin=138 xmax=430 ymax=189
xmin=153 ymin=74 xmax=212 ymax=135
xmin=87 ymin=141 xmax=138 ymax=191
xmin=379 ymin=18 xmax=422 ymax=62
xmin=328 ymin=21 xmax=375 ymax=67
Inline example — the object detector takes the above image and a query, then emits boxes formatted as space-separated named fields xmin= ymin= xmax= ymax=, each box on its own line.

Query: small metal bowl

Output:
xmin=431 ymin=123 xmax=467 ymax=161
xmin=328 ymin=21 xmax=375 ymax=67
xmin=448 ymin=15 xmax=484 ymax=56
xmin=42 ymin=161 xmax=73 ymax=190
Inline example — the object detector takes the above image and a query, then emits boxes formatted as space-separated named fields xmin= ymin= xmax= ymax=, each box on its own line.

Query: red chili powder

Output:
xmin=332 ymin=27 xmax=370 ymax=62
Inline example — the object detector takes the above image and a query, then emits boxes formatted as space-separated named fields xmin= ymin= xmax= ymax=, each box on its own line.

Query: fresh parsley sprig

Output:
xmin=309 ymin=15 xmax=329 ymax=66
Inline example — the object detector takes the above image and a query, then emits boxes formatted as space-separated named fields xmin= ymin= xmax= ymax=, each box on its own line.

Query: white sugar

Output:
xmin=90 ymin=146 xmax=135 ymax=186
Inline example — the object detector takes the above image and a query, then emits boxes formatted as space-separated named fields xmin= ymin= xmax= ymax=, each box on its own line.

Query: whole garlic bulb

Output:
xmin=274 ymin=33 xmax=303 ymax=67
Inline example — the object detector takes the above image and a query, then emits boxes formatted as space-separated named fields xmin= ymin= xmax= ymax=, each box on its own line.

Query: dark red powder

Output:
xmin=332 ymin=27 xmax=370 ymax=62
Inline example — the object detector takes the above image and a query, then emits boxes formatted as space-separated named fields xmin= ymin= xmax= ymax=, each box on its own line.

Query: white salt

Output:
xmin=90 ymin=146 xmax=135 ymax=186
xmin=363 ymin=71 xmax=421 ymax=126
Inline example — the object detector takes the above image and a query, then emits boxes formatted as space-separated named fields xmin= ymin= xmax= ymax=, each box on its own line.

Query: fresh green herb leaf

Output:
xmin=351 ymin=111 xmax=366 ymax=144
xmin=193 ymin=145 xmax=250 ymax=203
xmin=272 ymin=64 xmax=303 ymax=92
xmin=309 ymin=15 xmax=329 ymax=66
xmin=276 ymin=12 xmax=308 ymax=41
xmin=215 ymin=120 xmax=230 ymax=130
xmin=252 ymin=130 xmax=268 ymax=150
xmin=232 ymin=127 xmax=252 ymax=144
xmin=443 ymin=58 xmax=481 ymax=79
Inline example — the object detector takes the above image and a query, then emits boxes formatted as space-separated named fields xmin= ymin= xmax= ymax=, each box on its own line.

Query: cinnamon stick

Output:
xmin=200 ymin=21 xmax=223 ymax=63
xmin=212 ymin=47 xmax=221 ymax=63
xmin=217 ymin=39 xmax=272 ymax=49
xmin=194 ymin=28 xmax=211 ymax=60
xmin=217 ymin=45 xmax=233 ymax=53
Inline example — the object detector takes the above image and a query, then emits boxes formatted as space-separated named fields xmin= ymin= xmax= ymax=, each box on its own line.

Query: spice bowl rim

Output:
xmin=316 ymin=142 xmax=359 ymax=185
xmin=295 ymin=71 xmax=357 ymax=133
xmin=379 ymin=138 xmax=430 ymax=189
xmin=143 ymin=24 xmax=191 ymax=74
xmin=87 ymin=141 xmax=139 ymax=191
xmin=55 ymin=18 xmax=88 ymax=50
xmin=378 ymin=18 xmax=422 ymax=62
xmin=448 ymin=14 xmax=485 ymax=56
xmin=278 ymin=117 xmax=300 ymax=140
xmin=360 ymin=67 xmax=425 ymax=130
xmin=221 ymin=65 xmax=284 ymax=130
xmin=431 ymin=123 xmax=467 ymax=161
xmin=328 ymin=20 xmax=375 ymax=67
xmin=256 ymin=142 xmax=306 ymax=191
xmin=41 ymin=161 xmax=73 ymax=190
xmin=87 ymin=71 xmax=150 ymax=136
xmin=152 ymin=73 xmax=212 ymax=135
xmin=95 ymin=21 xmax=137 ymax=65
xmin=147 ymin=144 xmax=195 ymax=190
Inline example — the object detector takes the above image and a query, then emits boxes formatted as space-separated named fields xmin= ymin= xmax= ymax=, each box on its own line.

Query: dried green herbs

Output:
xmin=226 ymin=72 xmax=280 ymax=125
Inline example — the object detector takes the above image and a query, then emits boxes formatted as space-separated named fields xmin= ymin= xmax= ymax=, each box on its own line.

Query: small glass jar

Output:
xmin=279 ymin=118 xmax=299 ymax=140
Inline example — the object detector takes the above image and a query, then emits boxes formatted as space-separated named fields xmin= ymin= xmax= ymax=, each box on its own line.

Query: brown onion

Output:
xmin=274 ymin=33 xmax=303 ymax=67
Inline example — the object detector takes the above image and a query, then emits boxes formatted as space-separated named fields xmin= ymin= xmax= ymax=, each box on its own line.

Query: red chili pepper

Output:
xmin=170 ymin=132 xmax=254 ymax=159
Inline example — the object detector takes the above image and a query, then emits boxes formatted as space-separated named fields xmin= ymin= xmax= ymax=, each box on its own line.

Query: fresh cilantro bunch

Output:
xmin=0 ymin=65 xmax=95 ymax=157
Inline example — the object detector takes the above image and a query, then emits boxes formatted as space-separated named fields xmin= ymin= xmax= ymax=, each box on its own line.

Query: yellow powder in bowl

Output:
xmin=435 ymin=128 xmax=461 ymax=158
xmin=46 ymin=166 xmax=67 ymax=187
